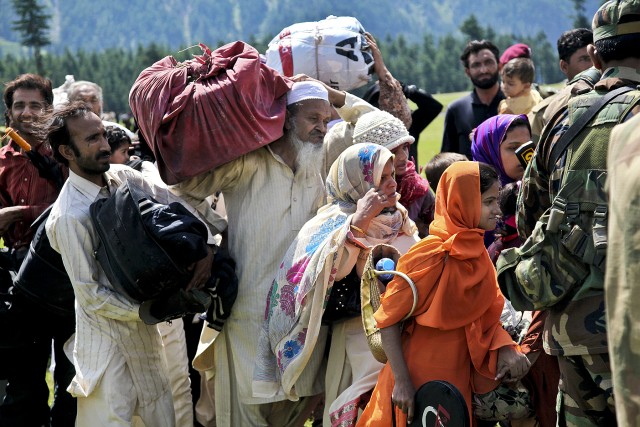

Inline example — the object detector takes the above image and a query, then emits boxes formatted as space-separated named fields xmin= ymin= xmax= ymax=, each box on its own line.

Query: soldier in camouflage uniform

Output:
xmin=528 ymin=28 xmax=596 ymax=144
xmin=515 ymin=1 xmax=640 ymax=425
xmin=605 ymin=112 xmax=640 ymax=427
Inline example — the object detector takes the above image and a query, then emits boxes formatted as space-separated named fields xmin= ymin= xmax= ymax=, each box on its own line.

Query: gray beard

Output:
xmin=292 ymin=136 xmax=323 ymax=174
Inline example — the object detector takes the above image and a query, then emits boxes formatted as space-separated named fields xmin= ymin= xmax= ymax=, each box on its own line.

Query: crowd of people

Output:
xmin=0 ymin=1 xmax=639 ymax=426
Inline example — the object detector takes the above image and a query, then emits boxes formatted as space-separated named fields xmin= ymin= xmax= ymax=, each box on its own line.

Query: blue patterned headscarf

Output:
xmin=471 ymin=114 xmax=530 ymax=185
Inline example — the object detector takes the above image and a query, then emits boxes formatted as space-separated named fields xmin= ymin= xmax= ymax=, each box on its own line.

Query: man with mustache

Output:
xmin=0 ymin=73 xmax=75 ymax=427
xmin=44 ymin=103 xmax=215 ymax=426
xmin=441 ymin=40 xmax=505 ymax=158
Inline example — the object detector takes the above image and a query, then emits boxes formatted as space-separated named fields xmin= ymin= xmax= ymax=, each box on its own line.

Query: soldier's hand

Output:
xmin=496 ymin=345 xmax=531 ymax=383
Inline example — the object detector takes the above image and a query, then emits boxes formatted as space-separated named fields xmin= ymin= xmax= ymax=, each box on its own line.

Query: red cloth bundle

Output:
xmin=130 ymin=41 xmax=293 ymax=184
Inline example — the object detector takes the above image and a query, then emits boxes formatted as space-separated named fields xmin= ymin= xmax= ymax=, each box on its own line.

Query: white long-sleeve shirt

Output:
xmin=46 ymin=164 xmax=213 ymax=404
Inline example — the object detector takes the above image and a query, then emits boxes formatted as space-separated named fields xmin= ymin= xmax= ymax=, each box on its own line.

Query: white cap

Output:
xmin=353 ymin=110 xmax=414 ymax=151
xmin=286 ymin=81 xmax=329 ymax=105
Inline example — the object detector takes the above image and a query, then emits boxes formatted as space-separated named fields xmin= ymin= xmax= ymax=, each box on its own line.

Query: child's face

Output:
xmin=500 ymin=125 xmax=532 ymax=181
xmin=478 ymin=181 xmax=501 ymax=231
xmin=391 ymin=142 xmax=410 ymax=176
xmin=500 ymin=73 xmax=530 ymax=98
xmin=110 ymin=143 xmax=131 ymax=165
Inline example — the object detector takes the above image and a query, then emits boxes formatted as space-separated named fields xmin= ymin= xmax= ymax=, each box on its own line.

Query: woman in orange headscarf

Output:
xmin=357 ymin=161 xmax=530 ymax=426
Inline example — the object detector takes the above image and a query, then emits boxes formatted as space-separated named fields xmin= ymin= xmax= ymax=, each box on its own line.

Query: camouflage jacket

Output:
xmin=517 ymin=66 xmax=640 ymax=356
xmin=528 ymin=68 xmax=602 ymax=144
xmin=605 ymin=113 xmax=640 ymax=424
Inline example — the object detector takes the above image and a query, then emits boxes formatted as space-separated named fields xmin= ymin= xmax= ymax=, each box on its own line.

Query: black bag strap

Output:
xmin=547 ymin=85 xmax=634 ymax=170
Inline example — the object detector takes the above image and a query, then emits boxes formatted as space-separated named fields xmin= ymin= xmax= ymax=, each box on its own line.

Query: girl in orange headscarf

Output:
xmin=357 ymin=161 xmax=530 ymax=426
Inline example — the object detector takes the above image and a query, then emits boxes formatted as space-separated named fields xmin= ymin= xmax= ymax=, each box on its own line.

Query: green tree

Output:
xmin=11 ymin=0 xmax=50 ymax=75
xmin=459 ymin=15 xmax=485 ymax=42
xmin=571 ymin=0 xmax=591 ymax=29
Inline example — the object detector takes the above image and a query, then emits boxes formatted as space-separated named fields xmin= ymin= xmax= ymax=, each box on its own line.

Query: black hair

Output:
xmin=47 ymin=102 xmax=94 ymax=166
xmin=133 ymin=118 xmax=156 ymax=162
xmin=506 ymin=116 xmax=532 ymax=137
xmin=478 ymin=162 xmax=499 ymax=194
xmin=362 ymin=82 xmax=380 ymax=107
xmin=105 ymin=125 xmax=131 ymax=152
xmin=594 ymin=33 xmax=640 ymax=63
xmin=3 ymin=73 xmax=54 ymax=126
xmin=424 ymin=152 xmax=468 ymax=192
xmin=557 ymin=28 xmax=593 ymax=62
xmin=498 ymin=182 xmax=519 ymax=217
xmin=460 ymin=40 xmax=500 ymax=68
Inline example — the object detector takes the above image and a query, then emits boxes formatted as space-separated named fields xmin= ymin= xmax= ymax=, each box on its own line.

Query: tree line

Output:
xmin=0 ymin=15 xmax=567 ymax=116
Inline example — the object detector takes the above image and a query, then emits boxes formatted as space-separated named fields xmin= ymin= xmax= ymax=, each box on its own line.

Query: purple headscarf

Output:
xmin=471 ymin=114 xmax=530 ymax=185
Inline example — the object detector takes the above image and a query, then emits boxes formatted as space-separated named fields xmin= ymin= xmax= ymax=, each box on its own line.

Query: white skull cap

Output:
xmin=286 ymin=81 xmax=329 ymax=105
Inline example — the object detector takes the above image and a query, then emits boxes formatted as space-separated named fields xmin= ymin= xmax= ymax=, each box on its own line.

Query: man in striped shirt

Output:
xmin=45 ymin=103 xmax=215 ymax=426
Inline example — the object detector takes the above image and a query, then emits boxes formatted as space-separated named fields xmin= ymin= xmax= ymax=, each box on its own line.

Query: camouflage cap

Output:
xmin=592 ymin=0 xmax=640 ymax=42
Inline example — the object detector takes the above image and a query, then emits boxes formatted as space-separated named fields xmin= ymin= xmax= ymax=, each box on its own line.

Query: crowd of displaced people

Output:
xmin=0 ymin=1 xmax=639 ymax=426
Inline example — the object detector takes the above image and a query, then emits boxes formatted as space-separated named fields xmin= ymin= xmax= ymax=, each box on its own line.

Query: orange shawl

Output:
xmin=375 ymin=161 xmax=514 ymax=393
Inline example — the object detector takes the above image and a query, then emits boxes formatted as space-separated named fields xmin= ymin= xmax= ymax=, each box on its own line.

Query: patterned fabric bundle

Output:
xmin=253 ymin=143 xmax=416 ymax=400
xmin=129 ymin=41 xmax=292 ymax=184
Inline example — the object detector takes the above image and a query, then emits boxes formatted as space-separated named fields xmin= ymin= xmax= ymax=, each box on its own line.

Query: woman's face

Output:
xmin=391 ymin=143 xmax=410 ymax=176
xmin=500 ymin=125 xmax=531 ymax=181
xmin=377 ymin=159 xmax=397 ymax=197
xmin=477 ymin=181 xmax=501 ymax=231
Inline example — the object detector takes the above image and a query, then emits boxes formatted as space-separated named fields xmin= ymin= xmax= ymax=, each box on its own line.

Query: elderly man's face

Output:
xmin=287 ymin=99 xmax=332 ymax=144
xmin=72 ymin=85 xmax=102 ymax=117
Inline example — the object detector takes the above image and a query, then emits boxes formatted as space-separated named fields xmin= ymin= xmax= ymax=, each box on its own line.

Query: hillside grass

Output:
xmin=413 ymin=91 xmax=467 ymax=169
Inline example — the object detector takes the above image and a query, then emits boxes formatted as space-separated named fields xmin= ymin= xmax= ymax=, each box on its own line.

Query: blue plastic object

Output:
xmin=375 ymin=257 xmax=395 ymax=283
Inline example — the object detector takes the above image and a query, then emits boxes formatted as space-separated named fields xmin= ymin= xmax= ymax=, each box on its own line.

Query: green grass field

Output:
xmin=413 ymin=91 xmax=467 ymax=169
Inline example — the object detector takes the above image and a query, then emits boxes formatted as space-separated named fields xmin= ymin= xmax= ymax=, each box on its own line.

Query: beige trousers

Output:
xmin=76 ymin=350 xmax=175 ymax=427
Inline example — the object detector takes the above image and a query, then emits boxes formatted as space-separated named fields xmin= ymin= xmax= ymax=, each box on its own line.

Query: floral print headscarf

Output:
xmin=253 ymin=143 xmax=416 ymax=400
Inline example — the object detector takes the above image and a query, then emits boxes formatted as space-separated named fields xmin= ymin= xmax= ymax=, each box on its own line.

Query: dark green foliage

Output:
xmin=460 ymin=15 xmax=485 ymax=42
xmin=0 ymin=28 xmax=566 ymax=117
xmin=1 ymin=44 xmax=171 ymax=114
xmin=11 ymin=0 xmax=50 ymax=75
xmin=572 ymin=0 xmax=593 ymax=28
xmin=2 ymin=0 xmax=589 ymax=116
